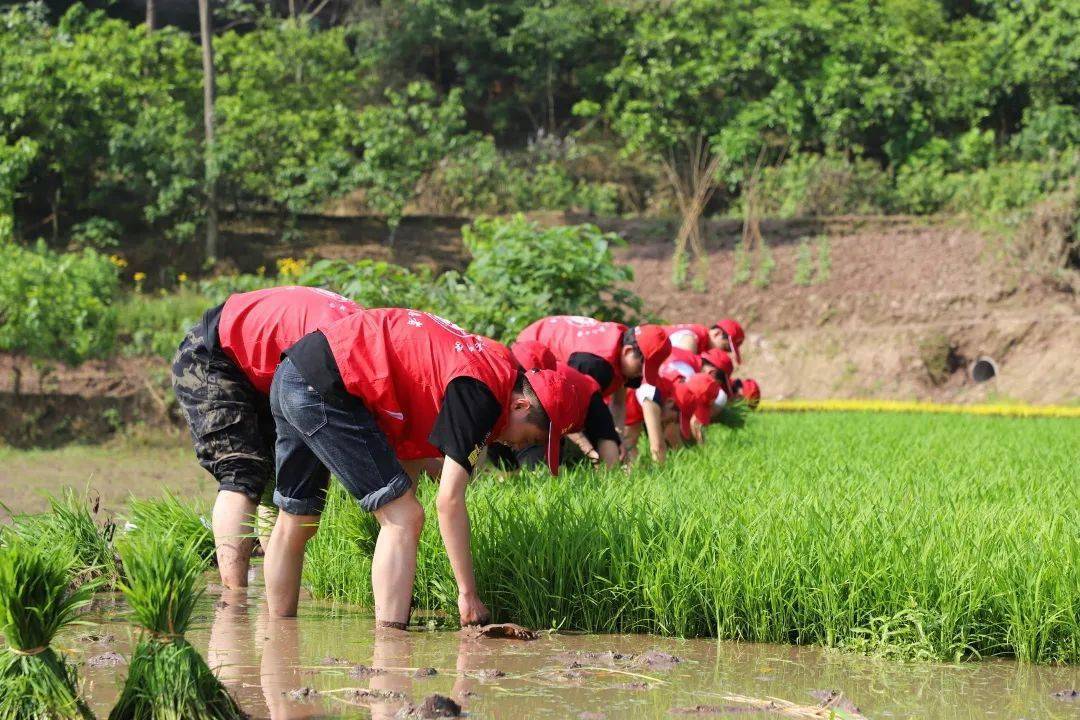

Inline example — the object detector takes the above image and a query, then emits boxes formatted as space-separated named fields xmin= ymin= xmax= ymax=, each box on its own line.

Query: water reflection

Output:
xmin=82 ymin=585 xmax=1080 ymax=720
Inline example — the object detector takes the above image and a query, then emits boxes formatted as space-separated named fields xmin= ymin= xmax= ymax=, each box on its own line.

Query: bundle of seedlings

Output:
xmin=8 ymin=490 xmax=119 ymax=586
xmin=109 ymin=533 xmax=244 ymax=720
xmin=125 ymin=494 xmax=215 ymax=564
xmin=0 ymin=537 xmax=96 ymax=719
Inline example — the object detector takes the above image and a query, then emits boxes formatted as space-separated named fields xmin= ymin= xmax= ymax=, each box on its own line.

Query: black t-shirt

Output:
xmin=568 ymin=352 xmax=615 ymax=393
xmin=584 ymin=391 xmax=620 ymax=445
xmin=284 ymin=330 xmax=352 ymax=407
xmin=428 ymin=377 xmax=503 ymax=474
xmin=200 ymin=302 xmax=225 ymax=352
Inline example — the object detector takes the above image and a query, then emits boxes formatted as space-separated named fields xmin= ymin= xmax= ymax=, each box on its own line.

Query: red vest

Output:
xmin=660 ymin=347 xmax=702 ymax=383
xmin=663 ymin=323 xmax=709 ymax=352
xmin=517 ymin=316 xmax=627 ymax=396
xmin=219 ymin=286 xmax=360 ymax=394
xmin=322 ymin=308 xmax=518 ymax=460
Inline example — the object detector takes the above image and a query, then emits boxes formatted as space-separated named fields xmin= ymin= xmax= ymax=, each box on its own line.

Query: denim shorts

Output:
xmin=269 ymin=357 xmax=412 ymax=515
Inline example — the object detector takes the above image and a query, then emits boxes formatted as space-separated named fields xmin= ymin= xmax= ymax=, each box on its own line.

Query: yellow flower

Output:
xmin=276 ymin=257 xmax=307 ymax=279
xmin=109 ymin=254 xmax=128 ymax=269
xmin=177 ymin=273 xmax=188 ymax=283
xmin=133 ymin=272 xmax=146 ymax=282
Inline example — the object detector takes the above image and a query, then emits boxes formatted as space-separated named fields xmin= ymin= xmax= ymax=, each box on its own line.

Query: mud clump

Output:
xmin=85 ymin=651 xmax=126 ymax=668
xmin=346 ymin=688 xmax=405 ymax=701
xmin=556 ymin=651 xmax=628 ymax=668
xmin=615 ymin=682 xmax=649 ymax=691
xmin=670 ymin=705 xmax=757 ymax=715
xmin=632 ymin=650 xmax=682 ymax=670
xmin=1052 ymin=689 xmax=1080 ymax=701
xmin=414 ymin=667 xmax=438 ymax=677
xmin=460 ymin=622 xmax=539 ymax=640
xmin=349 ymin=663 xmax=387 ymax=678
xmin=471 ymin=668 xmax=506 ymax=680
xmin=396 ymin=694 xmax=461 ymax=718
xmin=809 ymin=690 xmax=861 ymax=714
xmin=76 ymin=632 xmax=117 ymax=645
xmin=322 ymin=655 xmax=351 ymax=665
xmin=287 ymin=687 xmax=319 ymax=700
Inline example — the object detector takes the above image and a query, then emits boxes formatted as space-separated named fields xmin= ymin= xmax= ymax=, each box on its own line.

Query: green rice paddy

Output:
xmin=304 ymin=411 xmax=1080 ymax=664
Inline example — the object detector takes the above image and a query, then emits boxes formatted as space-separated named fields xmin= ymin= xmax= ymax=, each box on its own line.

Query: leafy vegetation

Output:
xmin=1 ymin=1 xmax=1077 ymax=259
xmin=125 ymin=494 xmax=215 ymax=565
xmin=0 ymin=537 xmax=95 ymax=720
xmin=306 ymin=411 xmax=1080 ymax=664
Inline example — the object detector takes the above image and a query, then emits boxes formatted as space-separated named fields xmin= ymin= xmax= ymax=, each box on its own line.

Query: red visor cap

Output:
xmin=512 ymin=340 xmax=557 ymax=371
xmin=714 ymin=319 xmax=744 ymax=364
xmin=634 ymin=325 xmax=672 ymax=385
xmin=525 ymin=367 xmax=589 ymax=476
xmin=675 ymin=372 xmax=721 ymax=441
xmin=555 ymin=361 xmax=601 ymax=431
xmin=699 ymin=348 xmax=734 ymax=395
xmin=740 ymin=378 xmax=761 ymax=408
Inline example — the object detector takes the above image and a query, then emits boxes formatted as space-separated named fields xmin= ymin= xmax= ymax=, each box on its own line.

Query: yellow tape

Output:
xmin=758 ymin=399 xmax=1080 ymax=418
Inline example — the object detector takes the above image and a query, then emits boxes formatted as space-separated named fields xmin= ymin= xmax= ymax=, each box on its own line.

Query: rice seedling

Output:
xmin=108 ymin=532 xmax=244 ymax=720
xmin=5 ymin=490 xmax=119 ymax=586
xmin=0 ymin=537 xmax=96 ymax=719
xmin=124 ymin=493 xmax=215 ymax=564
xmin=305 ymin=411 xmax=1080 ymax=664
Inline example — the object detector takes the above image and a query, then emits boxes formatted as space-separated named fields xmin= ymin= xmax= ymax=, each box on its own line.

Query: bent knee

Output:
xmin=377 ymin=494 xmax=425 ymax=537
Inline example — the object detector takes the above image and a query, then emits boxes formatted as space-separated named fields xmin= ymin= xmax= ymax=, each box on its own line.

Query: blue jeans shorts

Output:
xmin=269 ymin=357 xmax=412 ymax=515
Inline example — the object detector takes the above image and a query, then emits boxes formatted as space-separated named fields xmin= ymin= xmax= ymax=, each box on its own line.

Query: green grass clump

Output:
xmin=109 ymin=533 xmax=243 ymax=720
xmin=0 ymin=538 xmax=96 ymax=719
xmin=6 ymin=491 xmax=119 ymax=586
xmin=125 ymin=494 xmax=215 ymax=565
xmin=305 ymin=412 xmax=1080 ymax=664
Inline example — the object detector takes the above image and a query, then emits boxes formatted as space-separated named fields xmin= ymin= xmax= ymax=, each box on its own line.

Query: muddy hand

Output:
xmin=458 ymin=591 xmax=491 ymax=626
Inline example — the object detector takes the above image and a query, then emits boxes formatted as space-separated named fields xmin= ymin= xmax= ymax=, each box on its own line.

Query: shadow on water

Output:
xmin=68 ymin=577 xmax=1080 ymax=720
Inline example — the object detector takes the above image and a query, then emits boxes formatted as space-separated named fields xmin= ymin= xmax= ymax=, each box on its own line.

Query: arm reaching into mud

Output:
xmin=690 ymin=416 xmax=706 ymax=445
xmin=641 ymin=399 xmax=666 ymax=463
xmin=435 ymin=457 xmax=490 ymax=626
xmin=610 ymin=387 xmax=627 ymax=434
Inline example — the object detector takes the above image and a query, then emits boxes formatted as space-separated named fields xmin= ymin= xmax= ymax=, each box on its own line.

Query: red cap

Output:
xmin=555 ymin=361 xmax=601 ymax=431
xmin=699 ymin=348 xmax=734 ymax=395
xmin=674 ymin=373 xmax=721 ymax=441
xmin=740 ymin=378 xmax=761 ymax=408
xmin=633 ymin=325 xmax=672 ymax=385
xmin=524 ymin=368 xmax=590 ymax=475
xmin=715 ymin=319 xmax=744 ymax=364
xmin=511 ymin=340 xmax=556 ymax=371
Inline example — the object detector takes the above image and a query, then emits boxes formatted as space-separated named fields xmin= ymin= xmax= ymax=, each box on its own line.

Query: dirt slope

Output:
xmin=596 ymin=215 xmax=1079 ymax=405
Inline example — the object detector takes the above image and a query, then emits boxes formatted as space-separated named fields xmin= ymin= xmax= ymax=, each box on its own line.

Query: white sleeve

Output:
xmin=635 ymin=383 xmax=658 ymax=404
xmin=713 ymin=389 xmax=728 ymax=408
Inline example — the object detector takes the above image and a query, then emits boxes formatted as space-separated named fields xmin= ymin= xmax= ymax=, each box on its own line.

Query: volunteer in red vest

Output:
xmin=664 ymin=318 xmax=745 ymax=363
xmin=264 ymin=308 xmax=584 ymax=625
xmin=172 ymin=286 xmax=361 ymax=589
xmin=516 ymin=315 xmax=671 ymax=431
xmin=493 ymin=340 xmax=622 ymax=469
xmin=733 ymin=378 xmax=761 ymax=409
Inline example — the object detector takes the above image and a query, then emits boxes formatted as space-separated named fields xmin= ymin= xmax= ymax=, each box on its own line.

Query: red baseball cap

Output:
xmin=714 ymin=319 xmax=744 ymax=364
xmin=511 ymin=340 xmax=556 ymax=371
xmin=674 ymin=372 xmax=721 ymax=441
xmin=699 ymin=348 xmax=734 ymax=395
xmin=633 ymin=325 xmax=672 ymax=385
xmin=555 ymin=361 xmax=601 ymax=431
xmin=740 ymin=378 xmax=761 ymax=408
xmin=524 ymin=367 xmax=590 ymax=475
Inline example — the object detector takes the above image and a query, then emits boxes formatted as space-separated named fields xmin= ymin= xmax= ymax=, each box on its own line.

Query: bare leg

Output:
xmin=371 ymin=489 xmax=425 ymax=626
xmin=213 ymin=490 xmax=258 ymax=588
xmin=257 ymin=503 xmax=276 ymax=554
xmin=264 ymin=511 xmax=320 ymax=617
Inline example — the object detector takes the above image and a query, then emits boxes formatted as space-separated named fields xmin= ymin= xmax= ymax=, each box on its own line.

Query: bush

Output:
xmin=116 ymin=289 xmax=212 ymax=359
xmin=755 ymin=152 xmax=892 ymax=217
xmin=298 ymin=258 xmax=434 ymax=309
xmin=0 ymin=241 xmax=118 ymax=375
xmin=443 ymin=215 xmax=642 ymax=341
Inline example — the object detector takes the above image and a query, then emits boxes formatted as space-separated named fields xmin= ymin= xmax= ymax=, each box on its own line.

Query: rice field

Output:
xmin=304 ymin=411 xmax=1080 ymax=664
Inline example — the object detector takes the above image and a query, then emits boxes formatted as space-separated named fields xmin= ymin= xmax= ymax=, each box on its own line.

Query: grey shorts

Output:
xmin=269 ymin=357 xmax=412 ymax=516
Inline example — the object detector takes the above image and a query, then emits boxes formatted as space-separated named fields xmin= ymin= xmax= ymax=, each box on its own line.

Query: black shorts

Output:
xmin=171 ymin=308 xmax=276 ymax=503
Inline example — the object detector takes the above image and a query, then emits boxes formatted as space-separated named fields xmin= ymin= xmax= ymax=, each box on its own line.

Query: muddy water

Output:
xmin=67 ymin=585 xmax=1080 ymax=720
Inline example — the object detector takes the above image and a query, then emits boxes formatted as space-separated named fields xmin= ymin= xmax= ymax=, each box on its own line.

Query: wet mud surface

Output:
xmin=64 ymin=581 xmax=1080 ymax=720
